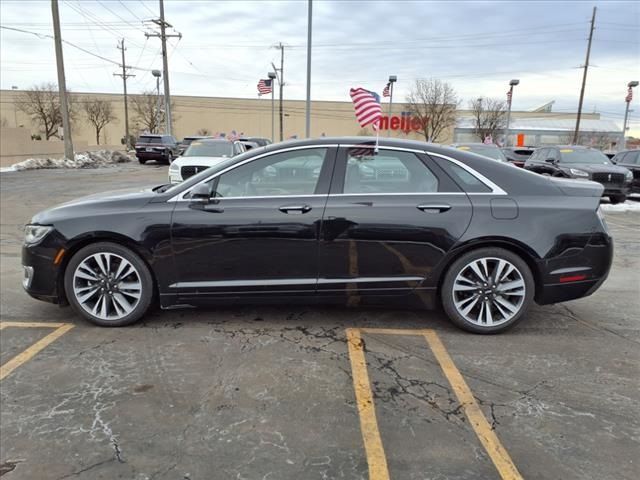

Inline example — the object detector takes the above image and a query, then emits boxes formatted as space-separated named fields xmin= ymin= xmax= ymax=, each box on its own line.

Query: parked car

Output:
xmin=502 ymin=147 xmax=536 ymax=168
xmin=239 ymin=137 xmax=272 ymax=147
xmin=178 ymin=135 xmax=209 ymax=155
xmin=135 ymin=134 xmax=179 ymax=164
xmin=169 ymin=138 xmax=245 ymax=184
xmin=22 ymin=137 xmax=613 ymax=334
xmin=452 ymin=143 xmax=509 ymax=162
xmin=611 ymin=149 xmax=640 ymax=193
xmin=525 ymin=145 xmax=632 ymax=204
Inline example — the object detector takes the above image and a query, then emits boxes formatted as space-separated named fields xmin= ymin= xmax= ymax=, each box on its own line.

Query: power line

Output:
xmin=96 ymin=0 xmax=146 ymax=34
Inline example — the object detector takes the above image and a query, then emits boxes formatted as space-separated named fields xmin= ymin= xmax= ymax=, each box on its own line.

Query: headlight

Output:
xmin=169 ymin=162 xmax=179 ymax=171
xmin=625 ymin=170 xmax=633 ymax=182
xmin=24 ymin=225 xmax=53 ymax=245
xmin=569 ymin=168 xmax=589 ymax=178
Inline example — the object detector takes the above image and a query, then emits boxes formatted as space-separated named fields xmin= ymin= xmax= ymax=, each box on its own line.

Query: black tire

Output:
xmin=441 ymin=247 xmax=535 ymax=334
xmin=138 ymin=157 xmax=147 ymax=164
xmin=64 ymin=242 xmax=154 ymax=327
xmin=609 ymin=194 xmax=626 ymax=205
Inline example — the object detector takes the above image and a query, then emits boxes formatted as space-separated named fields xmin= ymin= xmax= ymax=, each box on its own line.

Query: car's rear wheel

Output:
xmin=64 ymin=242 xmax=153 ymax=327
xmin=610 ymin=194 xmax=626 ymax=204
xmin=441 ymin=248 xmax=534 ymax=334
xmin=138 ymin=157 xmax=147 ymax=164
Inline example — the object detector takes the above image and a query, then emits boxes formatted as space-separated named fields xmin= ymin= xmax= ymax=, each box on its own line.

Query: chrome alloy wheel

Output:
xmin=452 ymin=257 xmax=526 ymax=327
xmin=72 ymin=252 xmax=142 ymax=321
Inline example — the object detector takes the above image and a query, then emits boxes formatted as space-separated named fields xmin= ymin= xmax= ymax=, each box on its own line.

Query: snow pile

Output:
xmin=3 ymin=150 xmax=131 ymax=172
xmin=600 ymin=200 xmax=640 ymax=213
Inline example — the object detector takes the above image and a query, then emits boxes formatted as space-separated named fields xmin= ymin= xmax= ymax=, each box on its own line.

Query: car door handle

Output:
xmin=279 ymin=204 xmax=312 ymax=214
xmin=417 ymin=204 xmax=451 ymax=213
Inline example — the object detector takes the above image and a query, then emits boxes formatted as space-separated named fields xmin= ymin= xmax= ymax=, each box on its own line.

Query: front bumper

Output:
xmin=22 ymin=232 xmax=67 ymax=305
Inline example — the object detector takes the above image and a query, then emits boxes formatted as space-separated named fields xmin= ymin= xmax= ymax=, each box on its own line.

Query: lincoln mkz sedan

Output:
xmin=22 ymin=138 xmax=613 ymax=333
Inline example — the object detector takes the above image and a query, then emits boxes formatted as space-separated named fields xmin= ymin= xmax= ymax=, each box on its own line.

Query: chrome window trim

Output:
xmin=168 ymin=144 xmax=339 ymax=202
xmin=329 ymin=192 xmax=466 ymax=197
xmin=425 ymin=151 xmax=508 ymax=195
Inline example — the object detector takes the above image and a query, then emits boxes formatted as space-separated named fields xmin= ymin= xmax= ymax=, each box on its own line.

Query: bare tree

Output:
xmin=196 ymin=128 xmax=211 ymax=136
xmin=406 ymin=78 xmax=458 ymax=143
xmin=468 ymin=97 xmax=508 ymax=143
xmin=83 ymin=98 xmax=117 ymax=144
xmin=16 ymin=83 xmax=77 ymax=140
xmin=131 ymin=91 xmax=176 ymax=134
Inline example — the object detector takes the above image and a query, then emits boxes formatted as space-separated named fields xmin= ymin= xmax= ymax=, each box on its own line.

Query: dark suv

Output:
xmin=135 ymin=134 xmax=179 ymax=164
xmin=525 ymin=145 xmax=633 ymax=203
xmin=611 ymin=149 xmax=640 ymax=194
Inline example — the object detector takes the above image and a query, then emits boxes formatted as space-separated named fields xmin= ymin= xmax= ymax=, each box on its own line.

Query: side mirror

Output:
xmin=190 ymin=183 xmax=211 ymax=203
xmin=545 ymin=158 xmax=556 ymax=164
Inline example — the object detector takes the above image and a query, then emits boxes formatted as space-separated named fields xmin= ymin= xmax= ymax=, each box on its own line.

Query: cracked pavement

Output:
xmin=1 ymin=165 xmax=639 ymax=479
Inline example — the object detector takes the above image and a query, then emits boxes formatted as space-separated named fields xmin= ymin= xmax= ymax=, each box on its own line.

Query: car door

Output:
xmin=170 ymin=146 xmax=336 ymax=300
xmin=317 ymin=145 xmax=472 ymax=298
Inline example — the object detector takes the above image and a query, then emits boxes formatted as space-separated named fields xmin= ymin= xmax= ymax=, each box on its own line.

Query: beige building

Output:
xmin=0 ymin=88 xmax=605 ymax=159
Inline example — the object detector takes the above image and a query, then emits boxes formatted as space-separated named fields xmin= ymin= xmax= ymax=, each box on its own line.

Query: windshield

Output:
xmin=458 ymin=145 xmax=508 ymax=162
xmin=184 ymin=141 xmax=234 ymax=158
xmin=559 ymin=148 xmax=610 ymax=164
xmin=138 ymin=136 xmax=163 ymax=144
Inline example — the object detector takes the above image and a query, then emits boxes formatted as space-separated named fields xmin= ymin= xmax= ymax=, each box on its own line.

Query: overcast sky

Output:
xmin=1 ymin=0 xmax=639 ymax=133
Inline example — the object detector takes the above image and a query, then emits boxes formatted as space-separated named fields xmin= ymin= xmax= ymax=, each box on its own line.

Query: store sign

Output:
xmin=379 ymin=112 xmax=427 ymax=132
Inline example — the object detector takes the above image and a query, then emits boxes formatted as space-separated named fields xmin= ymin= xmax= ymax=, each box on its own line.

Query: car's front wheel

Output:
xmin=441 ymin=248 xmax=534 ymax=334
xmin=64 ymin=242 xmax=154 ymax=327
xmin=610 ymin=194 xmax=626 ymax=205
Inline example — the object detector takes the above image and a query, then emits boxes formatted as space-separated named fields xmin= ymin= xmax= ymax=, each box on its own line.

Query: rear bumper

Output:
xmin=535 ymin=232 xmax=613 ymax=305
xmin=136 ymin=150 xmax=171 ymax=161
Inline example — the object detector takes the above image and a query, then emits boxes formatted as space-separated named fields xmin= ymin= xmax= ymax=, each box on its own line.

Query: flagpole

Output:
xmin=387 ymin=82 xmax=393 ymax=137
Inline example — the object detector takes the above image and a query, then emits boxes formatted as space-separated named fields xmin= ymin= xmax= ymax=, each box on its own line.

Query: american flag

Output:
xmin=626 ymin=86 xmax=633 ymax=103
xmin=382 ymin=82 xmax=391 ymax=97
xmin=257 ymin=78 xmax=273 ymax=96
xmin=483 ymin=135 xmax=493 ymax=145
xmin=349 ymin=87 xmax=382 ymax=130
xmin=506 ymin=90 xmax=512 ymax=102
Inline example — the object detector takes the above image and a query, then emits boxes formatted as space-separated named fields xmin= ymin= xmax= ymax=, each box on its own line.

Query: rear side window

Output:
xmin=437 ymin=161 xmax=491 ymax=193
xmin=343 ymin=149 xmax=439 ymax=194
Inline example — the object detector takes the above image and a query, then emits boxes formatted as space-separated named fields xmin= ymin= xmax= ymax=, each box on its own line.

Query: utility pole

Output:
xmin=114 ymin=39 xmax=135 ymax=148
xmin=573 ymin=6 xmax=596 ymax=145
xmin=145 ymin=0 xmax=181 ymax=135
xmin=272 ymin=43 xmax=285 ymax=141
xmin=51 ymin=0 xmax=73 ymax=159
xmin=305 ymin=0 xmax=312 ymax=138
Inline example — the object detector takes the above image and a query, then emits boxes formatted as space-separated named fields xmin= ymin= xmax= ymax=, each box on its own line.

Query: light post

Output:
xmin=152 ymin=69 xmax=162 ymax=134
xmin=268 ymin=71 xmax=277 ymax=143
xmin=621 ymin=80 xmax=638 ymax=150
xmin=11 ymin=85 xmax=18 ymax=127
xmin=387 ymin=75 xmax=397 ymax=137
xmin=504 ymin=79 xmax=519 ymax=147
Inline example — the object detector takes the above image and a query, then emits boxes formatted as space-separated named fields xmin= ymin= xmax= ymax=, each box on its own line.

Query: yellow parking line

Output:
xmin=0 ymin=321 xmax=67 ymax=328
xmin=0 ymin=323 xmax=74 ymax=381
xmin=346 ymin=328 xmax=390 ymax=480
xmin=350 ymin=327 xmax=523 ymax=480
xmin=423 ymin=330 xmax=523 ymax=480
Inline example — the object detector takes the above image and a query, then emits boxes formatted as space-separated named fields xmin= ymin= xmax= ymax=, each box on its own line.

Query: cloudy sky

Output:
xmin=1 ymin=0 xmax=639 ymax=133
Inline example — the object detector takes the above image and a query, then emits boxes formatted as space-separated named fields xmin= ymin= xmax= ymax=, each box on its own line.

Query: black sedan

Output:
xmin=22 ymin=137 xmax=613 ymax=334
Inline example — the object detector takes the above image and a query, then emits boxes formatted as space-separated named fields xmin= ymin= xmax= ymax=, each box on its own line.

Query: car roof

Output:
xmin=452 ymin=143 xmax=500 ymax=148
xmin=195 ymin=138 xmax=234 ymax=144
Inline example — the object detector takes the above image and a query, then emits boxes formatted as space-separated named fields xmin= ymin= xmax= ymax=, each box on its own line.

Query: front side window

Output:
xmin=343 ymin=149 xmax=439 ymax=194
xmin=214 ymin=148 xmax=328 ymax=198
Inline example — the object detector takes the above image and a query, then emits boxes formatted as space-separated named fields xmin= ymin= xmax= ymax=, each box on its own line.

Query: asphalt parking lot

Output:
xmin=1 ymin=164 xmax=639 ymax=480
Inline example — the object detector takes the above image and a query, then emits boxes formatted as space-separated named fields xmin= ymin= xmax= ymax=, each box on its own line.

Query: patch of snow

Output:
xmin=600 ymin=201 xmax=640 ymax=213
xmin=2 ymin=150 xmax=131 ymax=172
